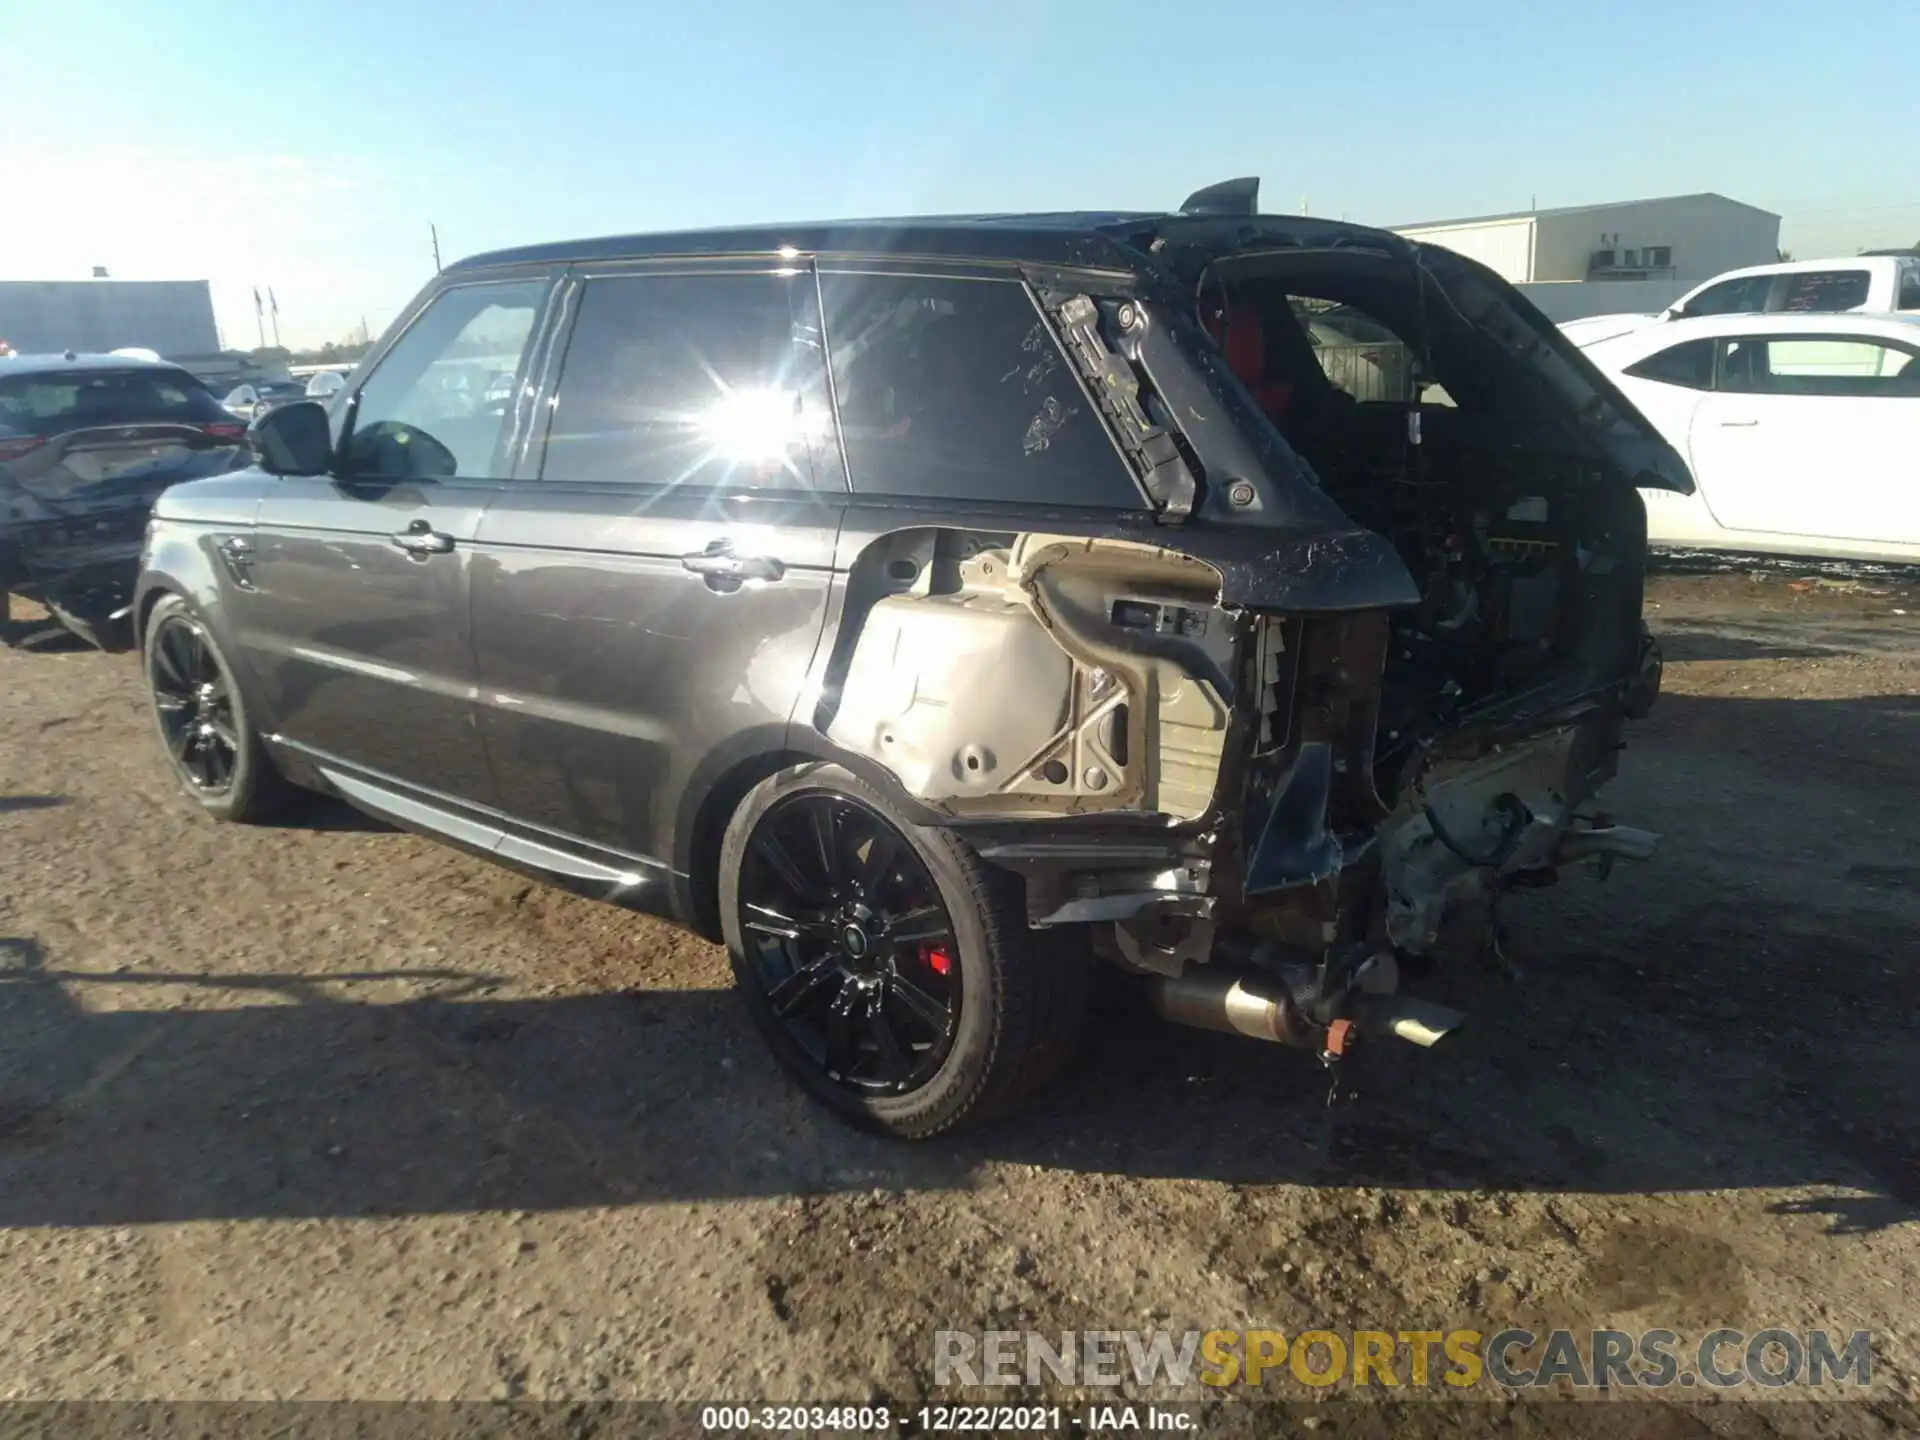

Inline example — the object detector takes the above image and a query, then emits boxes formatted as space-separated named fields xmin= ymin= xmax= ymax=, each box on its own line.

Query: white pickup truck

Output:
xmin=1560 ymin=254 xmax=1920 ymax=347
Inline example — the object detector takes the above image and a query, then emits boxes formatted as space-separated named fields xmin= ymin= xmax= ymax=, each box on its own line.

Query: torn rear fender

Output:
xmin=816 ymin=528 xmax=1242 ymax=825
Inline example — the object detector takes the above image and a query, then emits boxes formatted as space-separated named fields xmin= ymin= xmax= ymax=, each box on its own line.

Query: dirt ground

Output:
xmin=1 ymin=569 xmax=1917 ymax=1430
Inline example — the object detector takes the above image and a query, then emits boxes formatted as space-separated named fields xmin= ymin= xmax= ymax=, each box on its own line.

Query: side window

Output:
xmin=1899 ymin=269 xmax=1920 ymax=312
xmin=1718 ymin=337 xmax=1920 ymax=396
xmin=344 ymin=280 xmax=546 ymax=480
xmin=539 ymin=272 xmax=826 ymax=491
xmin=820 ymin=273 xmax=1142 ymax=508
xmin=1777 ymin=270 xmax=1872 ymax=312
xmin=1623 ymin=338 xmax=1715 ymax=389
xmin=1677 ymin=275 xmax=1773 ymax=318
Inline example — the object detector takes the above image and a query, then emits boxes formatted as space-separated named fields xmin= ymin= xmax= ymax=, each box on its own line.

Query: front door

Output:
xmin=470 ymin=265 xmax=843 ymax=876
xmin=1691 ymin=333 xmax=1920 ymax=545
xmin=235 ymin=275 xmax=555 ymax=804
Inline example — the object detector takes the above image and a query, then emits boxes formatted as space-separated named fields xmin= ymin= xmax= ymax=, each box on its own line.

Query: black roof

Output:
xmin=447 ymin=212 xmax=1180 ymax=274
xmin=443 ymin=178 xmax=1419 ymax=276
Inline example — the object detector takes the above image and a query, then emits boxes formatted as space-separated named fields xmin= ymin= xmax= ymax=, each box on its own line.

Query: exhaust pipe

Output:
xmin=1149 ymin=968 xmax=1465 ymax=1050
xmin=1359 ymin=995 xmax=1465 ymax=1048
xmin=1553 ymin=824 xmax=1659 ymax=865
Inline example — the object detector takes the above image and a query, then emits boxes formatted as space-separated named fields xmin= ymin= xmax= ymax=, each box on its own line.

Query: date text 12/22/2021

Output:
xmin=698 ymin=1404 xmax=1199 ymax=1432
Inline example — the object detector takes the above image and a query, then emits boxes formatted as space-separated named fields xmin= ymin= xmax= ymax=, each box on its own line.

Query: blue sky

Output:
xmin=2 ymin=0 xmax=1914 ymax=349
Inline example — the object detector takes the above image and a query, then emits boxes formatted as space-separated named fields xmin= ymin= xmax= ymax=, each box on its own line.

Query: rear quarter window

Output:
xmin=820 ymin=273 xmax=1143 ymax=508
xmin=1623 ymin=338 xmax=1715 ymax=389
xmin=1776 ymin=270 xmax=1872 ymax=312
xmin=0 ymin=368 xmax=227 ymax=432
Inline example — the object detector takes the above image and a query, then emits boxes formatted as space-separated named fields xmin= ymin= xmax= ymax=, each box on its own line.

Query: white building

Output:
xmin=1391 ymin=193 xmax=1782 ymax=321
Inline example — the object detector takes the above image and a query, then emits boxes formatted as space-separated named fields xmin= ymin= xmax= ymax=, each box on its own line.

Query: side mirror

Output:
xmin=249 ymin=400 xmax=333 ymax=476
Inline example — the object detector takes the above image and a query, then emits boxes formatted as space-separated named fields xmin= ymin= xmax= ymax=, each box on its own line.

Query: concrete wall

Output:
xmin=1531 ymin=196 xmax=1780 ymax=284
xmin=0 ymin=280 xmax=220 ymax=358
xmin=1394 ymin=217 xmax=1536 ymax=282
xmin=1517 ymin=279 xmax=1693 ymax=323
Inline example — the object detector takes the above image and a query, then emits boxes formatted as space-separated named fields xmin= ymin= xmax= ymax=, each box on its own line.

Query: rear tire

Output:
xmin=720 ymin=762 xmax=1089 ymax=1138
xmin=143 ymin=593 xmax=291 ymax=823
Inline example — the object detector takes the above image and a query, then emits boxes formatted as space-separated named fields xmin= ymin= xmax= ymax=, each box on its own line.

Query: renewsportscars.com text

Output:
xmin=934 ymin=1326 xmax=1876 ymax=1391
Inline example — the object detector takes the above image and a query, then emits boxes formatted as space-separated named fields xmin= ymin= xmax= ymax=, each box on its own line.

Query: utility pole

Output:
xmin=431 ymin=223 xmax=443 ymax=274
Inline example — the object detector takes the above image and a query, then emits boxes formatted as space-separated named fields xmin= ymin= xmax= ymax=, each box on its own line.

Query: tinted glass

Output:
xmin=1899 ymin=271 xmax=1920 ymax=312
xmin=821 ymin=273 xmax=1140 ymax=508
xmin=1679 ymin=275 xmax=1773 ymax=317
xmin=1719 ymin=336 xmax=1920 ymax=396
xmin=344 ymin=280 xmax=546 ymax=480
xmin=1624 ymin=339 xmax=1715 ymax=389
xmin=1778 ymin=270 xmax=1872 ymax=312
xmin=540 ymin=272 xmax=825 ymax=490
xmin=0 ymin=368 xmax=227 ymax=433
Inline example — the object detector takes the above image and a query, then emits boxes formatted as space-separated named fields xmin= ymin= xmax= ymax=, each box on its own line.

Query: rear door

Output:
xmin=233 ymin=274 xmax=556 ymax=806
xmin=470 ymin=261 xmax=843 ymax=877
xmin=1689 ymin=332 xmax=1920 ymax=545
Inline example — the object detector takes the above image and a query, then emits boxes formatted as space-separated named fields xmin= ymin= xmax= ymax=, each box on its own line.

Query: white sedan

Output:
xmin=1571 ymin=313 xmax=1920 ymax=564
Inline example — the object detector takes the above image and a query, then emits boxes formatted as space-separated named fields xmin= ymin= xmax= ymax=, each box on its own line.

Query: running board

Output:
xmin=316 ymin=764 xmax=667 ymax=900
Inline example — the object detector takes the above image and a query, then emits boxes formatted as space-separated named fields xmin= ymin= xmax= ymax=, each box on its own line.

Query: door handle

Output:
xmin=391 ymin=528 xmax=455 ymax=557
xmin=1717 ymin=419 xmax=1761 ymax=428
xmin=680 ymin=550 xmax=785 ymax=583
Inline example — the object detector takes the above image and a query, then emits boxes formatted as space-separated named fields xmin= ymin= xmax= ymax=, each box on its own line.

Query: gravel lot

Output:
xmin=2 ymin=571 xmax=1917 ymax=1430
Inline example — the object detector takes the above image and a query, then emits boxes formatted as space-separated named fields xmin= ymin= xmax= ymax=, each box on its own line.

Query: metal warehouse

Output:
xmin=0 ymin=279 xmax=221 ymax=357
xmin=1391 ymin=192 xmax=1782 ymax=321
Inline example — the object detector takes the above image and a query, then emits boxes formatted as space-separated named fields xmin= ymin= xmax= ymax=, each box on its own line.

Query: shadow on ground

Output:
xmin=0 ymin=794 xmax=67 ymax=815
xmin=0 ymin=690 xmax=1914 ymax=1230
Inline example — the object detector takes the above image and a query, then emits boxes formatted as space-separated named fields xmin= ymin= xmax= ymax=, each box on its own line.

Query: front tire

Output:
xmin=143 ymin=594 xmax=289 ymax=823
xmin=720 ymin=763 xmax=1088 ymax=1139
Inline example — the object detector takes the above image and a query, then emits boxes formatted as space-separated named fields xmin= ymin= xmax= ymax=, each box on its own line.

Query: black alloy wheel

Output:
xmin=149 ymin=612 xmax=242 ymax=793
xmin=738 ymin=791 xmax=962 ymax=1095
xmin=142 ymin=593 xmax=289 ymax=822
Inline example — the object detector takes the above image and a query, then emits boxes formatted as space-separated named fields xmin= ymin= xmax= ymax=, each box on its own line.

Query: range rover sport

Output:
xmin=135 ymin=178 xmax=1681 ymax=1137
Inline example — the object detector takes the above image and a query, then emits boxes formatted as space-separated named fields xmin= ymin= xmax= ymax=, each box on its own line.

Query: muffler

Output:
xmin=1148 ymin=968 xmax=1465 ymax=1049
xmin=1150 ymin=969 xmax=1310 ymax=1045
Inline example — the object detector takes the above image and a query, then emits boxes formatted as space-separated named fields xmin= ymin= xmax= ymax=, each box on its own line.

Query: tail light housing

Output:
xmin=0 ymin=435 xmax=47 ymax=462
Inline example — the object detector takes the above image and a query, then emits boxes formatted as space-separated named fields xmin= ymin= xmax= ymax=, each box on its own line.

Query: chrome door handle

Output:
xmin=680 ymin=550 xmax=784 ymax=583
xmin=391 ymin=528 xmax=455 ymax=557
xmin=1717 ymin=419 xmax=1761 ymax=428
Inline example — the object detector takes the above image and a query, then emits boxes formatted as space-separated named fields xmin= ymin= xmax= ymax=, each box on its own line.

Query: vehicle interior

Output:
xmin=1190 ymin=251 xmax=1646 ymax=801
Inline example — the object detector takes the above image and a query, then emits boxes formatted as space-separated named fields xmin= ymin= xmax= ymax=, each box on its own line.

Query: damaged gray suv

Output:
xmin=135 ymin=178 xmax=1680 ymax=1137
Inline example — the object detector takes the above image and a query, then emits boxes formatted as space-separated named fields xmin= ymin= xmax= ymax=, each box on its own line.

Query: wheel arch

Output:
xmin=675 ymin=728 xmax=960 ymax=943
